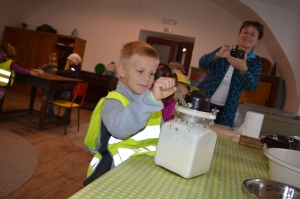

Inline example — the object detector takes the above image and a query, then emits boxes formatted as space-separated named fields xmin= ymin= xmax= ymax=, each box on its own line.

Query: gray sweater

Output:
xmin=101 ymin=81 xmax=163 ymax=140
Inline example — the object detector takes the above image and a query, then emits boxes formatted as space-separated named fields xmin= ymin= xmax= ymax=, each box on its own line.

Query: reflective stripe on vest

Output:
xmin=86 ymin=91 xmax=162 ymax=175
xmin=84 ymin=92 xmax=132 ymax=154
xmin=0 ymin=60 xmax=13 ymax=87
xmin=108 ymin=125 xmax=160 ymax=166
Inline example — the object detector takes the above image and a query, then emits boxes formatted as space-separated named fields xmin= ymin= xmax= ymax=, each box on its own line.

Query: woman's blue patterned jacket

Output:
xmin=198 ymin=47 xmax=262 ymax=127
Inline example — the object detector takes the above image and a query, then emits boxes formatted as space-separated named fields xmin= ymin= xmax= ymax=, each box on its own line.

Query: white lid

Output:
xmin=175 ymin=106 xmax=216 ymax=120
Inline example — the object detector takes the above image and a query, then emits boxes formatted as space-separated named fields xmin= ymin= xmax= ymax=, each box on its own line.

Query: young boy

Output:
xmin=83 ymin=41 xmax=177 ymax=186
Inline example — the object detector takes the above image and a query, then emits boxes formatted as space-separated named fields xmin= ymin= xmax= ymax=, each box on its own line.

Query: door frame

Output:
xmin=139 ymin=30 xmax=195 ymax=75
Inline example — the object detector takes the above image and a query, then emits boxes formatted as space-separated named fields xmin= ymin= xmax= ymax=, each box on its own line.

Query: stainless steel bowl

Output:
xmin=243 ymin=178 xmax=300 ymax=199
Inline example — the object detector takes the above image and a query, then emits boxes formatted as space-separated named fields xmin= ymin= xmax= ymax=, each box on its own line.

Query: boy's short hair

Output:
xmin=119 ymin=41 xmax=159 ymax=68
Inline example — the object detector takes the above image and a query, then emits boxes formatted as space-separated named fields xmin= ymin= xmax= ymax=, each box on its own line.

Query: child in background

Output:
xmin=161 ymin=72 xmax=198 ymax=122
xmin=38 ymin=52 xmax=58 ymax=116
xmin=52 ymin=53 xmax=82 ymax=122
xmin=38 ymin=52 xmax=58 ymax=74
xmin=169 ymin=61 xmax=186 ymax=75
xmin=83 ymin=41 xmax=177 ymax=186
xmin=153 ymin=63 xmax=177 ymax=122
xmin=103 ymin=61 xmax=117 ymax=77
xmin=0 ymin=42 xmax=39 ymax=122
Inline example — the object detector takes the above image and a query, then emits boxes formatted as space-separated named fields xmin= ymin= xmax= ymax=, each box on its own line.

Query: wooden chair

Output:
xmin=49 ymin=83 xmax=88 ymax=135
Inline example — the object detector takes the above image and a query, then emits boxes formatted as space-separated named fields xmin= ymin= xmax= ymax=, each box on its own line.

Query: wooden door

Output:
xmin=146 ymin=37 xmax=194 ymax=75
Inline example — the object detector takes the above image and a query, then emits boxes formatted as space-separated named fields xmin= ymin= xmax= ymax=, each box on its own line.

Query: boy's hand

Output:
xmin=152 ymin=77 xmax=177 ymax=100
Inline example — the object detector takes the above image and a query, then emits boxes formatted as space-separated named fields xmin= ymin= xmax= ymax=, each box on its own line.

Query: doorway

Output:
xmin=139 ymin=30 xmax=195 ymax=75
xmin=147 ymin=37 xmax=194 ymax=75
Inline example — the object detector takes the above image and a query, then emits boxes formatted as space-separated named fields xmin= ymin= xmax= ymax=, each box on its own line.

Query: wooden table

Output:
xmin=0 ymin=72 xmax=82 ymax=130
xmin=68 ymin=133 xmax=269 ymax=199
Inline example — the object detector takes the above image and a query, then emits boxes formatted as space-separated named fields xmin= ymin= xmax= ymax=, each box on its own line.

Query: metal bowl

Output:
xmin=243 ymin=178 xmax=300 ymax=199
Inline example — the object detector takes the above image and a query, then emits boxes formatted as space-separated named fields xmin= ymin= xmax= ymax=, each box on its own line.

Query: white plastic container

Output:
xmin=264 ymin=148 xmax=300 ymax=188
xmin=155 ymin=106 xmax=218 ymax=179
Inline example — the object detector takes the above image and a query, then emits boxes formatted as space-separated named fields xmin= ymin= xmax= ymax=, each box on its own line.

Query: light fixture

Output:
xmin=162 ymin=18 xmax=177 ymax=26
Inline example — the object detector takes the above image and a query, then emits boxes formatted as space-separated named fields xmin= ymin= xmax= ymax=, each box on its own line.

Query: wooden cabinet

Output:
xmin=190 ymin=67 xmax=280 ymax=108
xmin=239 ymin=75 xmax=280 ymax=107
xmin=79 ymin=71 xmax=119 ymax=109
xmin=3 ymin=26 xmax=86 ymax=95
xmin=34 ymin=32 xmax=58 ymax=69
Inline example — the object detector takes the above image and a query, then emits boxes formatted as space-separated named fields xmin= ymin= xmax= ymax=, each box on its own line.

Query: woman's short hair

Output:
xmin=118 ymin=40 xmax=159 ymax=68
xmin=239 ymin=21 xmax=264 ymax=40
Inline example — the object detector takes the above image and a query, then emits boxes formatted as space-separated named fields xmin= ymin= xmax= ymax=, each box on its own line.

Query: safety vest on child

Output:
xmin=84 ymin=91 xmax=162 ymax=176
xmin=0 ymin=60 xmax=15 ymax=87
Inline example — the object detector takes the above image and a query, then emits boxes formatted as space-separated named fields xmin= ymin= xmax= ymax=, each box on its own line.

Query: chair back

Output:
xmin=69 ymin=83 xmax=88 ymax=107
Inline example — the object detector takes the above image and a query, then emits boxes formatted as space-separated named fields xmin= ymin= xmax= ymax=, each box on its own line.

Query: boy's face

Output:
xmin=119 ymin=55 xmax=158 ymax=95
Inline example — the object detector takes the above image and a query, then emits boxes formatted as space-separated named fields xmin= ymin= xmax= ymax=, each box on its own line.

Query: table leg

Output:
xmin=38 ymin=87 xmax=52 ymax=130
xmin=0 ymin=95 xmax=4 ymax=123
xmin=29 ymin=86 xmax=37 ymax=115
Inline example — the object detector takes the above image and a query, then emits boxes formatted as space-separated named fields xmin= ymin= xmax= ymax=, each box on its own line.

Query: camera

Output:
xmin=230 ymin=49 xmax=245 ymax=59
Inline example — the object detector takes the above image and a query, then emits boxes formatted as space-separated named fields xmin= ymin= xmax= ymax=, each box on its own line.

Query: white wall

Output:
xmin=25 ymin=0 xmax=271 ymax=71
xmin=0 ymin=0 xmax=52 ymax=38
xmin=241 ymin=0 xmax=300 ymax=114
xmin=1 ymin=0 xmax=299 ymax=114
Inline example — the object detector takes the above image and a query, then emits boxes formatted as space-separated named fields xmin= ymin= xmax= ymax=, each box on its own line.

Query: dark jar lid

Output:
xmin=185 ymin=90 xmax=210 ymax=112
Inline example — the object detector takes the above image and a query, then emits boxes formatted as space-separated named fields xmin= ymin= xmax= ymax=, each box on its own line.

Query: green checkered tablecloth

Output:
xmin=69 ymin=134 xmax=269 ymax=199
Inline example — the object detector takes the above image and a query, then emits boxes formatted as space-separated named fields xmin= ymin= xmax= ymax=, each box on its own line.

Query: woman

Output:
xmin=52 ymin=53 xmax=82 ymax=123
xmin=198 ymin=21 xmax=264 ymax=127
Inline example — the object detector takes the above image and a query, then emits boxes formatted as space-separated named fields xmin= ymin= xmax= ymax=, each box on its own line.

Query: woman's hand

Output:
xmin=30 ymin=70 xmax=40 ymax=76
xmin=214 ymin=43 xmax=236 ymax=59
xmin=152 ymin=77 xmax=177 ymax=100
xmin=227 ymin=53 xmax=248 ymax=74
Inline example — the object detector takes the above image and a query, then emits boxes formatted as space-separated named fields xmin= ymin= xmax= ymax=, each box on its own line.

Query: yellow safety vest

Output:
xmin=0 ymin=60 xmax=15 ymax=87
xmin=84 ymin=91 xmax=162 ymax=176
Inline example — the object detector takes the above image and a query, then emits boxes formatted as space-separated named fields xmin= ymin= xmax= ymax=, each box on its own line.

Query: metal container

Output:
xmin=291 ymin=136 xmax=300 ymax=151
xmin=243 ymin=178 xmax=300 ymax=199
xmin=261 ymin=134 xmax=294 ymax=149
